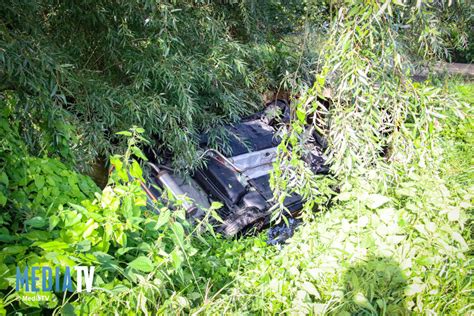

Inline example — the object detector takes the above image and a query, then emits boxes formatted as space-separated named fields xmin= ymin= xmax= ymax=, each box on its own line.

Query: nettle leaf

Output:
xmin=110 ymin=156 xmax=123 ymax=171
xmin=366 ymin=194 xmax=390 ymax=209
xmin=210 ymin=201 xmax=223 ymax=210
xmin=296 ymin=107 xmax=306 ymax=123
xmin=138 ymin=242 xmax=152 ymax=252
xmin=25 ymin=216 xmax=47 ymax=228
xmin=155 ymin=210 xmax=170 ymax=230
xmin=23 ymin=230 xmax=50 ymax=241
xmin=0 ymin=192 xmax=6 ymax=206
xmin=49 ymin=215 xmax=60 ymax=231
xmin=116 ymin=131 xmax=132 ymax=137
xmin=130 ymin=161 xmax=143 ymax=179
xmin=0 ymin=171 xmax=8 ymax=186
xmin=353 ymin=292 xmax=376 ymax=313
xmin=76 ymin=239 xmax=92 ymax=252
xmin=34 ymin=240 xmax=70 ymax=252
xmin=62 ymin=303 xmax=75 ymax=315
xmin=63 ymin=211 xmax=83 ymax=227
xmin=122 ymin=196 xmax=133 ymax=219
xmin=172 ymin=221 xmax=185 ymax=246
xmin=128 ymin=256 xmax=154 ymax=273
xmin=131 ymin=146 xmax=148 ymax=161
xmin=171 ymin=249 xmax=184 ymax=271
xmin=117 ymin=247 xmax=134 ymax=256
xmin=83 ymin=220 xmax=99 ymax=238
xmin=34 ymin=176 xmax=45 ymax=190
xmin=300 ymin=282 xmax=321 ymax=298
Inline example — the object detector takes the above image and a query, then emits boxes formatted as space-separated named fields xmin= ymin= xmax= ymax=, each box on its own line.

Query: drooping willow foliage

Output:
xmin=271 ymin=0 xmax=471 ymax=213
xmin=1 ymin=0 xmax=470 ymax=173
xmin=0 ymin=0 xmax=310 ymax=170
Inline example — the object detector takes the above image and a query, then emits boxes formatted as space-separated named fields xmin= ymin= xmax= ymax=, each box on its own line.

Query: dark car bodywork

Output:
xmin=143 ymin=100 xmax=328 ymax=236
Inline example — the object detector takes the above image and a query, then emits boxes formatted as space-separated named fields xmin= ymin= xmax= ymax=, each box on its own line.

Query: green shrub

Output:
xmin=0 ymin=94 xmax=98 ymax=227
xmin=0 ymin=127 xmax=223 ymax=314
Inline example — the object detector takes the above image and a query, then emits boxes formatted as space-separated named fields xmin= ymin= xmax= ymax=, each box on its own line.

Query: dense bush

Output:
xmin=0 ymin=119 xmax=223 ymax=314
xmin=0 ymin=94 xmax=98 ymax=226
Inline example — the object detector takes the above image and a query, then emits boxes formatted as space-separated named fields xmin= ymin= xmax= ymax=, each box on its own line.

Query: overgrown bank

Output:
xmin=0 ymin=81 xmax=471 ymax=314
xmin=186 ymin=81 xmax=473 ymax=314
xmin=1 ymin=0 xmax=473 ymax=314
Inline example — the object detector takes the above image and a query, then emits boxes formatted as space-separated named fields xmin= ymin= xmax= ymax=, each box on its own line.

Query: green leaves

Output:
xmin=130 ymin=161 xmax=143 ymax=180
xmin=33 ymin=240 xmax=70 ymax=252
xmin=128 ymin=256 xmax=154 ymax=273
xmin=155 ymin=209 xmax=171 ymax=230
xmin=116 ymin=131 xmax=133 ymax=137
xmin=365 ymin=194 xmax=390 ymax=209
xmin=0 ymin=125 xmax=209 ymax=314
xmin=0 ymin=149 xmax=98 ymax=224
xmin=300 ymin=282 xmax=321 ymax=298
xmin=172 ymin=222 xmax=185 ymax=246
xmin=0 ymin=1 xmax=471 ymax=314
xmin=0 ymin=192 xmax=6 ymax=207
xmin=131 ymin=146 xmax=147 ymax=161
xmin=24 ymin=216 xmax=47 ymax=228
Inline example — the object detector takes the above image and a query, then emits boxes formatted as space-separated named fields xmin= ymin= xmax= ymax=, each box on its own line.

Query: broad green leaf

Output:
xmin=34 ymin=176 xmax=45 ymax=190
xmin=116 ymin=131 xmax=132 ymax=136
xmin=131 ymin=146 xmax=148 ymax=161
xmin=128 ymin=256 xmax=154 ymax=273
xmin=366 ymin=194 xmax=390 ymax=209
xmin=130 ymin=161 xmax=143 ymax=179
xmin=76 ymin=239 xmax=92 ymax=252
xmin=404 ymin=283 xmax=425 ymax=296
xmin=155 ymin=210 xmax=170 ymax=230
xmin=49 ymin=215 xmax=60 ymax=231
xmin=301 ymin=282 xmax=321 ymax=298
xmin=172 ymin=222 xmax=185 ymax=246
xmin=0 ymin=192 xmax=6 ymax=206
xmin=34 ymin=240 xmax=70 ymax=252
xmin=25 ymin=216 xmax=47 ymax=228
xmin=63 ymin=211 xmax=82 ymax=227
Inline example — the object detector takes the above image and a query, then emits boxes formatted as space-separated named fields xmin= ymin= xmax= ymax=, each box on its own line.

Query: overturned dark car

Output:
xmin=143 ymin=100 xmax=329 ymax=236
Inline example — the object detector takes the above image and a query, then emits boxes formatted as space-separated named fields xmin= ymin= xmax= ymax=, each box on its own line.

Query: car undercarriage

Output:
xmin=143 ymin=100 xmax=329 ymax=236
